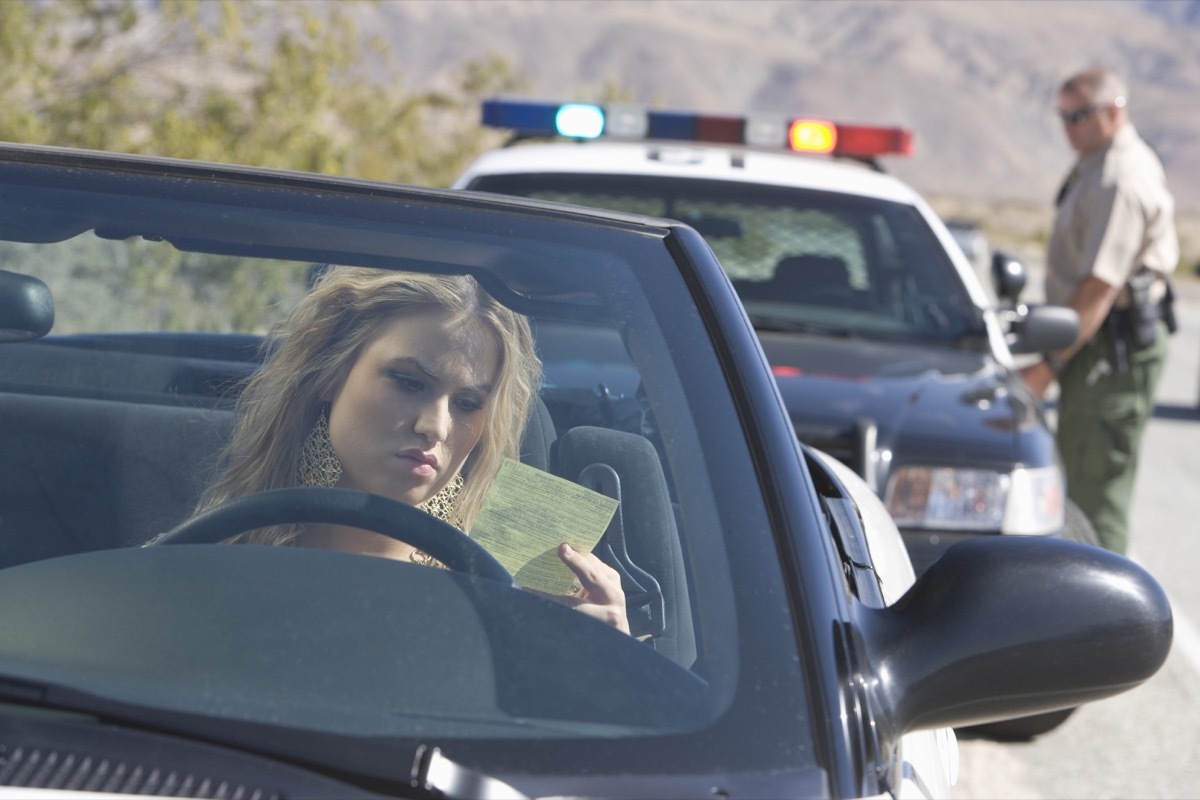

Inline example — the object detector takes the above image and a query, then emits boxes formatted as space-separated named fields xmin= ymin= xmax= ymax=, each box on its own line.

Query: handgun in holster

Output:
xmin=1106 ymin=310 xmax=1130 ymax=373
xmin=1160 ymin=278 xmax=1178 ymax=335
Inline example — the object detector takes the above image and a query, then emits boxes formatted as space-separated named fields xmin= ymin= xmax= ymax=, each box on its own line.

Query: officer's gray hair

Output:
xmin=1062 ymin=66 xmax=1128 ymax=109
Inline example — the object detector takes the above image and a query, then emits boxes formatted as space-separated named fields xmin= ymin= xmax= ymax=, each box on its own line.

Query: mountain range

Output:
xmin=353 ymin=0 xmax=1200 ymax=220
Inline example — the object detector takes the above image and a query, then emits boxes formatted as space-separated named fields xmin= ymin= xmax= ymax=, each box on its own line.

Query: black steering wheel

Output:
xmin=149 ymin=487 xmax=516 ymax=586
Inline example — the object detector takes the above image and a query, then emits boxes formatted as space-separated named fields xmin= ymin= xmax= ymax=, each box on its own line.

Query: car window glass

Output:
xmin=676 ymin=201 xmax=868 ymax=288
xmin=0 ymin=173 xmax=814 ymax=781
xmin=473 ymin=174 xmax=984 ymax=344
xmin=0 ymin=236 xmax=311 ymax=334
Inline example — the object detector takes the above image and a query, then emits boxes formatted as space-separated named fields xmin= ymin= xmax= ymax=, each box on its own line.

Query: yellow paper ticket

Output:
xmin=469 ymin=458 xmax=619 ymax=595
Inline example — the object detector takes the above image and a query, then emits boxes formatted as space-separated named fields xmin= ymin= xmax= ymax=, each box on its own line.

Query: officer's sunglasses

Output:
xmin=1058 ymin=96 xmax=1125 ymax=126
xmin=1058 ymin=105 xmax=1100 ymax=125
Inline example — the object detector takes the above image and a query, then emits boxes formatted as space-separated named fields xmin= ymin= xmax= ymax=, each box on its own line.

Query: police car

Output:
xmin=453 ymin=102 xmax=1097 ymax=737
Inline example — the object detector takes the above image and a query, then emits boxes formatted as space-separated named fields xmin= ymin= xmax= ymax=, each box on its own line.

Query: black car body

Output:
xmin=0 ymin=142 xmax=1170 ymax=799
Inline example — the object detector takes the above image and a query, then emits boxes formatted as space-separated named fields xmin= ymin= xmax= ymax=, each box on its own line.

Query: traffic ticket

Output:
xmin=469 ymin=458 xmax=618 ymax=595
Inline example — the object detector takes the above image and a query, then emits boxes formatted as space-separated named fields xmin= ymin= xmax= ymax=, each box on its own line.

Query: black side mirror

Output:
xmin=0 ymin=270 xmax=54 ymax=342
xmin=863 ymin=535 xmax=1172 ymax=739
xmin=991 ymin=251 xmax=1026 ymax=302
xmin=1008 ymin=304 xmax=1080 ymax=354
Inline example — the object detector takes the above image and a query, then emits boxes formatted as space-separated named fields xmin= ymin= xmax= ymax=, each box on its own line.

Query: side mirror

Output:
xmin=1008 ymin=304 xmax=1079 ymax=354
xmin=0 ymin=269 xmax=54 ymax=342
xmin=991 ymin=251 xmax=1026 ymax=302
xmin=861 ymin=536 xmax=1172 ymax=740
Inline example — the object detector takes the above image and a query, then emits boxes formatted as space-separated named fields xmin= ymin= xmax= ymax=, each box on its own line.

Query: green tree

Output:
xmin=0 ymin=0 xmax=525 ymax=331
xmin=0 ymin=0 xmax=522 ymax=185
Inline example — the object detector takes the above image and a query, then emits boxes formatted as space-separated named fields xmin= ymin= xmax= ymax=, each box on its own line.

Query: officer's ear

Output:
xmin=1106 ymin=97 xmax=1127 ymax=125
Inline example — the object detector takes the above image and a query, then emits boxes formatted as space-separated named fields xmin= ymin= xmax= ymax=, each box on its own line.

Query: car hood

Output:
xmin=757 ymin=332 xmax=1043 ymax=469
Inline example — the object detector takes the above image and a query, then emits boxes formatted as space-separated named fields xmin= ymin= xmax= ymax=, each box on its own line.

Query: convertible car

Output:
xmin=0 ymin=143 xmax=1173 ymax=799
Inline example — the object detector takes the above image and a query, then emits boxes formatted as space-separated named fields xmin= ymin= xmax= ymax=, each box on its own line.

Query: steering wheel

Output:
xmin=149 ymin=487 xmax=515 ymax=586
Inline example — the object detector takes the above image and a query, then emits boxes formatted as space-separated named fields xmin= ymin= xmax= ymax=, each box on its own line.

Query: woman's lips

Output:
xmin=397 ymin=450 xmax=438 ymax=477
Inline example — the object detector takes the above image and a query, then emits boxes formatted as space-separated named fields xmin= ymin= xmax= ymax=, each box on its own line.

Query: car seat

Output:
xmin=519 ymin=396 xmax=696 ymax=665
xmin=733 ymin=253 xmax=857 ymax=306
xmin=772 ymin=253 xmax=855 ymax=298
xmin=518 ymin=393 xmax=558 ymax=472
xmin=545 ymin=424 xmax=696 ymax=667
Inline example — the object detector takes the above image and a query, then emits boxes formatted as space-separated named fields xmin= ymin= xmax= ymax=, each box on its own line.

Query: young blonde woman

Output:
xmin=198 ymin=266 xmax=628 ymax=633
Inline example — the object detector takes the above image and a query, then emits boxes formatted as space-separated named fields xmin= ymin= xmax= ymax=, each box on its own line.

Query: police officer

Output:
xmin=1021 ymin=66 xmax=1179 ymax=554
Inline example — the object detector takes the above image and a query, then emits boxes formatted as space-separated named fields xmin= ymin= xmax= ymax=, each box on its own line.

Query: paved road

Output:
xmin=952 ymin=277 xmax=1200 ymax=799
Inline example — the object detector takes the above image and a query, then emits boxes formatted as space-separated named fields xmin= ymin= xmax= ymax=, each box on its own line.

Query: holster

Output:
xmin=1104 ymin=267 xmax=1174 ymax=372
xmin=1105 ymin=310 xmax=1130 ymax=373
xmin=1126 ymin=267 xmax=1161 ymax=348
xmin=1160 ymin=279 xmax=1178 ymax=335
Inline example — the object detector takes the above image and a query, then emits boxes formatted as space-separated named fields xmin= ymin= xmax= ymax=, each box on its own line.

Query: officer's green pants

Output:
xmin=1055 ymin=320 xmax=1168 ymax=553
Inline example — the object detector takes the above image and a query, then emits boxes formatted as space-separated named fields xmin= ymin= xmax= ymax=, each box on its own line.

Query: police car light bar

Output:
xmin=481 ymin=99 xmax=913 ymax=158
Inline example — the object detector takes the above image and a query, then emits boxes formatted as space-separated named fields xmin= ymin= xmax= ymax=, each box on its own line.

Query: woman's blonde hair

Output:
xmin=200 ymin=267 xmax=542 ymax=543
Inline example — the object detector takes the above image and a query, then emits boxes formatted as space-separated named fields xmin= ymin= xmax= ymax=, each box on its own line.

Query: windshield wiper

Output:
xmin=411 ymin=745 xmax=527 ymax=800
xmin=0 ymin=676 xmax=529 ymax=800
xmin=746 ymin=315 xmax=859 ymax=337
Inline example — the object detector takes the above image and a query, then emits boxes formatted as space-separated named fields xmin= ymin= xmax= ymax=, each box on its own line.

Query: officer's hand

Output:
xmin=1019 ymin=361 xmax=1055 ymax=400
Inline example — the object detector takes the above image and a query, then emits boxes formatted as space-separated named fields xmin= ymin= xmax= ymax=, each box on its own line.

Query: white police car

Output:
xmin=454 ymin=100 xmax=1089 ymax=564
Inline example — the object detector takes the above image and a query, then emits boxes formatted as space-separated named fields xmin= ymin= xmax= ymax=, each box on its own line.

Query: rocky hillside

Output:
xmin=350 ymin=0 xmax=1200 ymax=264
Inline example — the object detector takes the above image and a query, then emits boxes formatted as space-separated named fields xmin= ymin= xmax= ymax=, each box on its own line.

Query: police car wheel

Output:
xmin=961 ymin=707 xmax=1076 ymax=742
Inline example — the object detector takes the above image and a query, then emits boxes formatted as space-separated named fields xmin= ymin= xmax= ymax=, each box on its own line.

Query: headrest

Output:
xmin=773 ymin=254 xmax=851 ymax=290
xmin=518 ymin=395 xmax=557 ymax=471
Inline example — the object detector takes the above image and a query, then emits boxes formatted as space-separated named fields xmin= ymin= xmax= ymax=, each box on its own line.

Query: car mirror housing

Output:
xmin=0 ymin=269 xmax=54 ymax=342
xmin=991 ymin=251 xmax=1027 ymax=302
xmin=1007 ymin=303 xmax=1080 ymax=354
xmin=859 ymin=535 xmax=1172 ymax=740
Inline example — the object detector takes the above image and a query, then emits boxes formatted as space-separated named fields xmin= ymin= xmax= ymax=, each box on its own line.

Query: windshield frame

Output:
xmin=0 ymin=145 xmax=833 ymax=790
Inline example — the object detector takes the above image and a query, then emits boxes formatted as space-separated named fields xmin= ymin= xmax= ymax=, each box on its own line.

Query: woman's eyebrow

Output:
xmin=388 ymin=356 xmax=439 ymax=380
xmin=389 ymin=356 xmax=494 ymax=394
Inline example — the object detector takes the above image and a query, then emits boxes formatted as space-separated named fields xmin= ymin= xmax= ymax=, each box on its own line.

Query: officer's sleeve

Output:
xmin=1080 ymin=181 xmax=1143 ymax=289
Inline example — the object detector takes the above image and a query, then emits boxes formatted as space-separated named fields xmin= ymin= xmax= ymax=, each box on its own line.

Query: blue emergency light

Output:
xmin=554 ymin=104 xmax=605 ymax=139
xmin=480 ymin=99 xmax=913 ymax=158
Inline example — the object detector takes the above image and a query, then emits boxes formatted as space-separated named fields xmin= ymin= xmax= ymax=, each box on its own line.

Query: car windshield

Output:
xmin=469 ymin=173 xmax=986 ymax=345
xmin=0 ymin=149 xmax=815 ymax=792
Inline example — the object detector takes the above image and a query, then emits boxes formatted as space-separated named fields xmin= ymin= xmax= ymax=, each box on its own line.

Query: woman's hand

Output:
xmin=552 ymin=543 xmax=630 ymax=635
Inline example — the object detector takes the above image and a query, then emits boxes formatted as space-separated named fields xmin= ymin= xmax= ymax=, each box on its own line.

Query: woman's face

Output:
xmin=326 ymin=306 xmax=500 ymax=506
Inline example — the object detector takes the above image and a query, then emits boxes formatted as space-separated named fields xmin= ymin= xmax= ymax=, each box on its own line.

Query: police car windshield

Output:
xmin=469 ymin=174 xmax=985 ymax=345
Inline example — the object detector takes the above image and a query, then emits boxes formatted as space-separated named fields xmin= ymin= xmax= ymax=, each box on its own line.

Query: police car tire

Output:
xmin=1062 ymin=500 xmax=1102 ymax=547
xmin=961 ymin=707 xmax=1076 ymax=742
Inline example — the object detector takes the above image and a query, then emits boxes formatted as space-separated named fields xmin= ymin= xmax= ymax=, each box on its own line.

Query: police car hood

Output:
xmin=757 ymin=331 xmax=1040 ymax=465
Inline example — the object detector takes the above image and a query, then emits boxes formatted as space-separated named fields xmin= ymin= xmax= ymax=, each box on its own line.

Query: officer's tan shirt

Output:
xmin=1046 ymin=123 xmax=1178 ymax=307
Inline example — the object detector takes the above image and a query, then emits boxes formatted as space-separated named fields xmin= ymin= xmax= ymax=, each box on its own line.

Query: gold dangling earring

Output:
xmin=411 ymin=473 xmax=464 ymax=569
xmin=297 ymin=405 xmax=343 ymax=487
xmin=417 ymin=473 xmax=464 ymax=526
